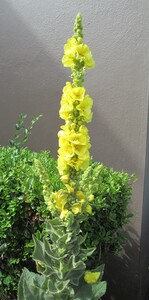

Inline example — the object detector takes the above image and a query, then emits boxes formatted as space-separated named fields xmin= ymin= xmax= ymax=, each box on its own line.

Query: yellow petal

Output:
xmin=88 ymin=194 xmax=94 ymax=201
xmin=84 ymin=271 xmax=101 ymax=284
xmin=71 ymin=203 xmax=82 ymax=214
xmin=86 ymin=204 xmax=92 ymax=214
xmin=60 ymin=209 xmax=69 ymax=219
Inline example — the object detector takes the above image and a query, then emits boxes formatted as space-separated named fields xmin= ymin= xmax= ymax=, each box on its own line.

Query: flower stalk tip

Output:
xmin=74 ymin=13 xmax=83 ymax=43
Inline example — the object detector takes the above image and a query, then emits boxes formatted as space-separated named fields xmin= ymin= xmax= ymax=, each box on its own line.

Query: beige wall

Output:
xmin=0 ymin=1 xmax=149 ymax=299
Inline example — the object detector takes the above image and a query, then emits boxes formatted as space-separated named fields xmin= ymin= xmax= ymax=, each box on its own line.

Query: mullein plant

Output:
xmin=17 ymin=14 xmax=107 ymax=300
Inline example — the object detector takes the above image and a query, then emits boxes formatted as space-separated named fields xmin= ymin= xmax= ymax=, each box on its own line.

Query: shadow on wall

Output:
xmin=102 ymin=226 xmax=148 ymax=300
xmin=103 ymin=226 xmax=140 ymax=300
xmin=89 ymin=106 xmax=140 ymax=176
xmin=0 ymin=0 xmax=68 ymax=156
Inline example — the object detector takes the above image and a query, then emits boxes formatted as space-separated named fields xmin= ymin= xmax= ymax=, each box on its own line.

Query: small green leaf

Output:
xmin=24 ymin=129 xmax=28 ymax=135
xmin=15 ymin=124 xmax=20 ymax=130
xmin=9 ymin=139 xmax=15 ymax=146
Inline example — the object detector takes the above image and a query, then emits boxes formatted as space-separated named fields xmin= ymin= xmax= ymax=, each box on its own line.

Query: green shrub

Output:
xmin=79 ymin=162 xmax=135 ymax=267
xmin=0 ymin=146 xmax=62 ymax=299
xmin=0 ymin=114 xmax=63 ymax=299
xmin=0 ymin=115 xmax=135 ymax=299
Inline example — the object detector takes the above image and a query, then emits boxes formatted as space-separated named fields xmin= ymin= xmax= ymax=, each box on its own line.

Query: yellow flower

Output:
xmin=62 ymin=37 xmax=95 ymax=69
xmin=59 ymin=82 xmax=86 ymax=121
xmin=76 ymin=44 xmax=95 ymax=68
xmin=76 ymin=190 xmax=85 ymax=200
xmin=88 ymin=194 xmax=94 ymax=201
xmin=86 ymin=204 xmax=92 ymax=214
xmin=59 ymin=100 xmax=74 ymax=121
xmin=58 ymin=140 xmax=74 ymax=160
xmin=75 ymin=146 xmax=90 ymax=158
xmin=60 ymin=174 xmax=69 ymax=183
xmin=79 ymin=124 xmax=90 ymax=137
xmin=72 ymin=153 xmax=89 ymax=170
xmin=72 ymin=86 xmax=85 ymax=100
xmin=80 ymin=199 xmax=85 ymax=205
xmin=46 ymin=200 xmax=54 ymax=211
xmin=68 ymin=131 xmax=89 ymax=146
xmin=71 ymin=203 xmax=82 ymax=214
xmin=60 ymin=209 xmax=69 ymax=219
xmin=76 ymin=94 xmax=93 ymax=122
xmin=52 ymin=190 xmax=67 ymax=212
xmin=62 ymin=37 xmax=77 ymax=68
xmin=84 ymin=271 xmax=101 ymax=284
xmin=62 ymin=82 xmax=85 ymax=103
xmin=66 ymin=184 xmax=74 ymax=193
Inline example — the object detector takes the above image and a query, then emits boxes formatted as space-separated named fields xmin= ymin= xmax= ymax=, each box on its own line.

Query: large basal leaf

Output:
xmin=23 ymin=279 xmax=45 ymax=300
xmin=17 ymin=271 xmax=24 ymax=300
xmin=17 ymin=268 xmax=48 ymax=300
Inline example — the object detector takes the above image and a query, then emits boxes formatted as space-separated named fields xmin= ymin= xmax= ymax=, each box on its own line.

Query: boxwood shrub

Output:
xmin=0 ymin=115 xmax=135 ymax=299
xmin=0 ymin=146 xmax=63 ymax=299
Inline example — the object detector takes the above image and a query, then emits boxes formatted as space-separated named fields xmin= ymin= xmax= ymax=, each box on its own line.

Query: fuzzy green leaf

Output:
xmin=18 ymin=268 xmax=48 ymax=300
xmin=91 ymin=281 xmax=107 ymax=299
xmin=74 ymin=284 xmax=92 ymax=300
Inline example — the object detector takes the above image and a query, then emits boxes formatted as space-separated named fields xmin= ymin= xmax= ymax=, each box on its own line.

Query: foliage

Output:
xmin=79 ymin=162 xmax=135 ymax=266
xmin=9 ymin=113 xmax=42 ymax=149
xmin=0 ymin=141 xmax=134 ymax=299
xmin=0 ymin=124 xmax=135 ymax=300
xmin=34 ymin=157 xmax=135 ymax=260
xmin=0 ymin=145 xmax=63 ymax=299
xmin=0 ymin=114 xmax=63 ymax=300
xmin=18 ymin=218 xmax=106 ymax=300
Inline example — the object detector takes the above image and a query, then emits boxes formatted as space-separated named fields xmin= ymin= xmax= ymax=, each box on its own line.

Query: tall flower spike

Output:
xmin=57 ymin=14 xmax=95 ymax=217
xmin=17 ymin=15 xmax=107 ymax=300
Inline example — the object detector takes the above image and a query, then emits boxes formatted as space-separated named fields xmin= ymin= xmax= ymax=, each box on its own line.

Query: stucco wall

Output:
xmin=0 ymin=1 xmax=149 ymax=299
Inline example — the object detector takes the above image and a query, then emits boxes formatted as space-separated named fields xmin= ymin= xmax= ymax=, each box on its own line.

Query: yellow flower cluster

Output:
xmin=84 ymin=271 xmax=101 ymax=284
xmin=71 ymin=190 xmax=92 ymax=215
xmin=62 ymin=37 xmax=95 ymax=69
xmin=59 ymin=82 xmax=93 ymax=123
xmin=51 ymin=189 xmax=93 ymax=219
xmin=51 ymin=189 xmax=69 ymax=219
xmin=58 ymin=82 xmax=93 ymax=178
xmin=58 ymin=123 xmax=90 ymax=175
